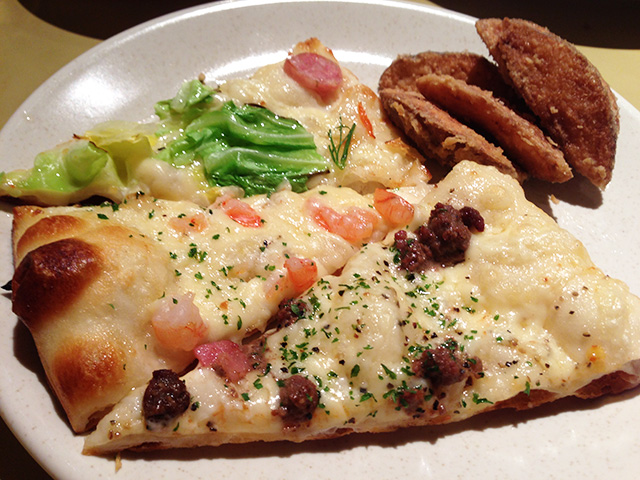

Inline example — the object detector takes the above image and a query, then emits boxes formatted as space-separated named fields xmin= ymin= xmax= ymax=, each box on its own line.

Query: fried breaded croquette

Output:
xmin=416 ymin=74 xmax=572 ymax=183
xmin=476 ymin=18 xmax=619 ymax=188
xmin=379 ymin=88 xmax=525 ymax=181
xmin=378 ymin=51 xmax=526 ymax=110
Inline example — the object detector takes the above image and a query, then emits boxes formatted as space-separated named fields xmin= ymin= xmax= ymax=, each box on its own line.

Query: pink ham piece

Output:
xmin=284 ymin=52 xmax=343 ymax=100
xmin=194 ymin=340 xmax=253 ymax=382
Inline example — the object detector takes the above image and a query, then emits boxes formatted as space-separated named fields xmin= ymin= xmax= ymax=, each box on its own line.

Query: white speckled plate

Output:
xmin=1 ymin=0 xmax=639 ymax=478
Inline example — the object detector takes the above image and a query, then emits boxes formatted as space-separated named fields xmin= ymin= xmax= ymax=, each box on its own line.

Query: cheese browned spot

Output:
xmin=51 ymin=337 xmax=126 ymax=415
xmin=15 ymin=214 xmax=87 ymax=262
xmin=12 ymin=238 xmax=101 ymax=329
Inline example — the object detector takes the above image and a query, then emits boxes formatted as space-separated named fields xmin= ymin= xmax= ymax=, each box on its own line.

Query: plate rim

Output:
xmin=1 ymin=1 xmax=639 ymax=479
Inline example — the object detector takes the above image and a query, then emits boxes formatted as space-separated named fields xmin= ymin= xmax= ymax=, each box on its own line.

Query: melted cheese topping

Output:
xmin=84 ymin=162 xmax=640 ymax=453
xmin=39 ymin=186 xmax=388 ymax=344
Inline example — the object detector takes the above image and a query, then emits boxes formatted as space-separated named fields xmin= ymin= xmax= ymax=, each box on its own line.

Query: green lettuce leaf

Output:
xmin=154 ymin=79 xmax=220 ymax=135
xmin=0 ymin=140 xmax=126 ymax=205
xmin=157 ymin=101 xmax=329 ymax=195
xmin=85 ymin=121 xmax=155 ymax=183
xmin=0 ymin=79 xmax=328 ymax=205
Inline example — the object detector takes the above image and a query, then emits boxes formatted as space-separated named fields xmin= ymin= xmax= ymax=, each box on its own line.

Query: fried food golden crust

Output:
xmin=416 ymin=74 xmax=572 ymax=183
xmin=379 ymin=88 xmax=524 ymax=180
xmin=378 ymin=51 xmax=527 ymax=110
xmin=476 ymin=18 xmax=619 ymax=188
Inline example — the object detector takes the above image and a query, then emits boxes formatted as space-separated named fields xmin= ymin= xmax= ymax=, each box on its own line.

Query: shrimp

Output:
xmin=284 ymin=256 xmax=318 ymax=294
xmin=264 ymin=256 xmax=318 ymax=299
xmin=306 ymin=197 xmax=380 ymax=244
xmin=373 ymin=188 xmax=414 ymax=227
xmin=151 ymin=292 xmax=208 ymax=351
xmin=219 ymin=197 xmax=263 ymax=228
xmin=358 ymin=101 xmax=376 ymax=138
xmin=169 ymin=211 xmax=209 ymax=235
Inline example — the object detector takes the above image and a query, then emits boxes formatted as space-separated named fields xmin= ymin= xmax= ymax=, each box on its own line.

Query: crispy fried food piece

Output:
xmin=476 ymin=18 xmax=619 ymax=188
xmin=416 ymin=74 xmax=572 ymax=183
xmin=379 ymin=88 xmax=524 ymax=181
xmin=378 ymin=51 xmax=527 ymax=110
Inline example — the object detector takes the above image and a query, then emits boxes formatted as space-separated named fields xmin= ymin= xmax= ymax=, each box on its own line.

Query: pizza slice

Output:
xmin=83 ymin=161 xmax=640 ymax=454
xmin=1 ymin=38 xmax=428 ymax=207
xmin=11 ymin=184 xmax=410 ymax=433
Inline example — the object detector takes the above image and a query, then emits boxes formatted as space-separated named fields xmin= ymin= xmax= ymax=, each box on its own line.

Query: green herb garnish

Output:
xmin=328 ymin=117 xmax=356 ymax=169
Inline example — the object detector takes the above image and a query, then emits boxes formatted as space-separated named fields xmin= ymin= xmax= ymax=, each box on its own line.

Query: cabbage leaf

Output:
xmin=0 ymin=79 xmax=327 ymax=204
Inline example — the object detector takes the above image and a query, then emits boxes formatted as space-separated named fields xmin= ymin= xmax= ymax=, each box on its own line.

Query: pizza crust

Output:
xmin=12 ymin=210 xmax=181 ymax=432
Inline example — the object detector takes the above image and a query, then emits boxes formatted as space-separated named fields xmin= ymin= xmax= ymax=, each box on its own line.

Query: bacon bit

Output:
xmin=194 ymin=340 xmax=253 ymax=382
xmin=373 ymin=188 xmax=414 ymax=227
xmin=284 ymin=52 xmax=343 ymax=101
xmin=284 ymin=256 xmax=318 ymax=294
xmin=357 ymin=102 xmax=375 ymax=138
xmin=220 ymin=198 xmax=263 ymax=228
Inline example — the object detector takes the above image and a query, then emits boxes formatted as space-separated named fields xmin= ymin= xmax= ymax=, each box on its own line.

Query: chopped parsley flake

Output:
xmin=359 ymin=392 xmax=376 ymax=403
xmin=188 ymin=243 xmax=208 ymax=263
xmin=472 ymin=392 xmax=493 ymax=405
xmin=381 ymin=364 xmax=397 ymax=380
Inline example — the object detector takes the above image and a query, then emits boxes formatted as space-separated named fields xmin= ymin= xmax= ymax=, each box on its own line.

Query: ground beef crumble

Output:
xmin=274 ymin=375 xmax=319 ymax=426
xmin=142 ymin=369 xmax=190 ymax=430
xmin=394 ymin=202 xmax=484 ymax=271
xmin=412 ymin=340 xmax=484 ymax=387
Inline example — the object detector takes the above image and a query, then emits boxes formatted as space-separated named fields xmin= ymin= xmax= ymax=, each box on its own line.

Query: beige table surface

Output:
xmin=1 ymin=0 xmax=639 ymax=478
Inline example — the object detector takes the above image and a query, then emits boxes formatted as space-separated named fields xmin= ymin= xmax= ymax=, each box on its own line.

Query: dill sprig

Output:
xmin=328 ymin=117 xmax=356 ymax=169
